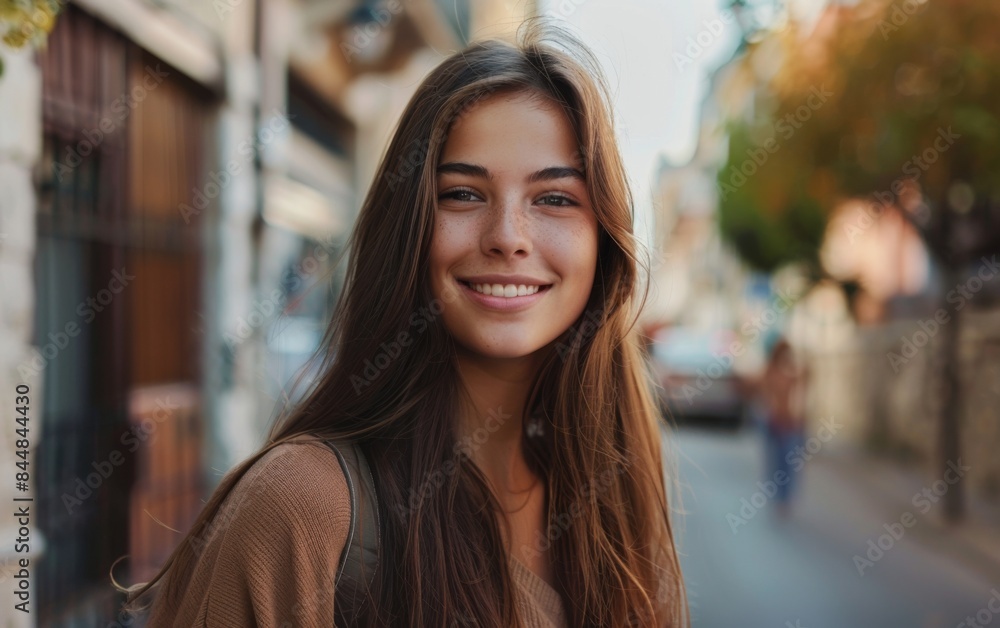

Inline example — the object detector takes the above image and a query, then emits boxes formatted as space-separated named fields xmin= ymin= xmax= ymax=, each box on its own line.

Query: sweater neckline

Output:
xmin=509 ymin=554 xmax=564 ymax=614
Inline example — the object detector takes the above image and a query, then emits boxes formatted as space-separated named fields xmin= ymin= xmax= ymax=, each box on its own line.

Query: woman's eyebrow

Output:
xmin=436 ymin=162 xmax=585 ymax=183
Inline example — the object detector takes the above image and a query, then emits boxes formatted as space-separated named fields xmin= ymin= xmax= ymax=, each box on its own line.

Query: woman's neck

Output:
xmin=453 ymin=348 xmax=545 ymax=496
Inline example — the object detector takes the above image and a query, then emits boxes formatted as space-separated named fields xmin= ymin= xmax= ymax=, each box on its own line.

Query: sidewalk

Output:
xmin=816 ymin=439 xmax=1000 ymax=585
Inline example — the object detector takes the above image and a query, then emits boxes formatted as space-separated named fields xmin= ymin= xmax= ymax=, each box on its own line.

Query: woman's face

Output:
xmin=428 ymin=90 xmax=600 ymax=360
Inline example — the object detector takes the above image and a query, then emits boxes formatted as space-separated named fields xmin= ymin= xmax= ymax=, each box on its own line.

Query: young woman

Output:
xmin=117 ymin=22 xmax=690 ymax=628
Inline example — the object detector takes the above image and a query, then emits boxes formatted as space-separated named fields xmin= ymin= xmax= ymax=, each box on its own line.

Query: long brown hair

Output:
xmin=116 ymin=19 xmax=690 ymax=627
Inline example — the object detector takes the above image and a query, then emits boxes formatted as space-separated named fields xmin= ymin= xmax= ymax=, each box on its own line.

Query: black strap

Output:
xmin=323 ymin=438 xmax=380 ymax=622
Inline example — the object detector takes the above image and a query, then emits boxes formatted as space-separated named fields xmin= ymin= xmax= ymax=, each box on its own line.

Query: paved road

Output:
xmin=667 ymin=425 xmax=998 ymax=628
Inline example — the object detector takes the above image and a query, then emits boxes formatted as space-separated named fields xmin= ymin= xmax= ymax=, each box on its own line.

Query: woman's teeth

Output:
xmin=468 ymin=283 xmax=542 ymax=297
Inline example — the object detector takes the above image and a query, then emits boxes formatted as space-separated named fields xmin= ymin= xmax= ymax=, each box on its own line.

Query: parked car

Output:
xmin=649 ymin=326 xmax=747 ymax=427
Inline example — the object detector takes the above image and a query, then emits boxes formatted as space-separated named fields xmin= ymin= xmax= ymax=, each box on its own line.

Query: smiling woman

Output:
xmin=115 ymin=19 xmax=690 ymax=628
xmin=431 ymin=90 xmax=598 ymax=353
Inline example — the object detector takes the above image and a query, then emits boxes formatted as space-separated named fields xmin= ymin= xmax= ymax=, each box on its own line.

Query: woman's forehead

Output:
xmin=438 ymin=94 xmax=580 ymax=172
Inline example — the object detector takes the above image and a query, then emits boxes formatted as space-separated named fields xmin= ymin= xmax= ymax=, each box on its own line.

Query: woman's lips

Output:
xmin=456 ymin=279 xmax=552 ymax=312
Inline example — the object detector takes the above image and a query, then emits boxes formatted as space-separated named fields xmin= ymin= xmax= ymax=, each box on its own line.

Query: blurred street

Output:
xmin=670 ymin=425 xmax=1000 ymax=628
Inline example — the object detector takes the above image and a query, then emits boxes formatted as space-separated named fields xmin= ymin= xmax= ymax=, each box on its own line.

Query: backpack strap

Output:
xmin=323 ymin=438 xmax=380 ymax=620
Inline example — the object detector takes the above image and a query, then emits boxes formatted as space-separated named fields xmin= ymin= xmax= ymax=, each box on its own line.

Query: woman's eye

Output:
xmin=538 ymin=194 xmax=575 ymax=207
xmin=437 ymin=189 xmax=576 ymax=207
xmin=439 ymin=188 xmax=480 ymax=202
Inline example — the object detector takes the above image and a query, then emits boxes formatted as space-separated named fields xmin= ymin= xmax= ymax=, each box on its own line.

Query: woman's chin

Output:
xmin=456 ymin=338 xmax=547 ymax=361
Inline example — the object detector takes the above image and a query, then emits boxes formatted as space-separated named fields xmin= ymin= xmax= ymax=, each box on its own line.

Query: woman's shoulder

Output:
xmin=145 ymin=436 xmax=356 ymax=627
xmin=233 ymin=436 xmax=351 ymax=524
xmin=219 ymin=434 xmax=354 ymax=547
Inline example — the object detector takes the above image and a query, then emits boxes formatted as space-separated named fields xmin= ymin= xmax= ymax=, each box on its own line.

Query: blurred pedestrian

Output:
xmin=760 ymin=334 xmax=809 ymax=518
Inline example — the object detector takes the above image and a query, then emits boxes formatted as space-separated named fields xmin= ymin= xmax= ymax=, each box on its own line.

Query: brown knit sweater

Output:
xmin=144 ymin=436 xmax=567 ymax=627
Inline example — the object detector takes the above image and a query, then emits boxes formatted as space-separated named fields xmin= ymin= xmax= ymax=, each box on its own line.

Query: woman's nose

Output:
xmin=481 ymin=197 xmax=532 ymax=258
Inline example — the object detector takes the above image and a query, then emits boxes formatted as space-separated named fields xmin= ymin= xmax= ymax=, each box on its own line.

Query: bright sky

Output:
xmin=535 ymin=0 xmax=742 ymax=248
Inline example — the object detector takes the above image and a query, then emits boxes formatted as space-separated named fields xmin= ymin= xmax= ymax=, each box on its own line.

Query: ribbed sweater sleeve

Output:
xmin=145 ymin=437 xmax=352 ymax=627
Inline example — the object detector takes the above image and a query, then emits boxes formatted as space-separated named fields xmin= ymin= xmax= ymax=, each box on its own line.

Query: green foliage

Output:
xmin=818 ymin=0 xmax=1000 ymax=205
xmin=717 ymin=114 xmax=827 ymax=273
xmin=717 ymin=0 xmax=1000 ymax=268
xmin=0 ymin=0 xmax=62 ymax=78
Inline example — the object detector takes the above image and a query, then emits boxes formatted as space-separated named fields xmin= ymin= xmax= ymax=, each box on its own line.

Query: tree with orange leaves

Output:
xmin=717 ymin=0 xmax=1000 ymax=521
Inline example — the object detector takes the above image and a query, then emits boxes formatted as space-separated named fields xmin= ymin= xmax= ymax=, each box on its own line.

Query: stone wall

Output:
xmin=807 ymin=305 xmax=1000 ymax=502
xmin=0 ymin=44 xmax=42 ymax=628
